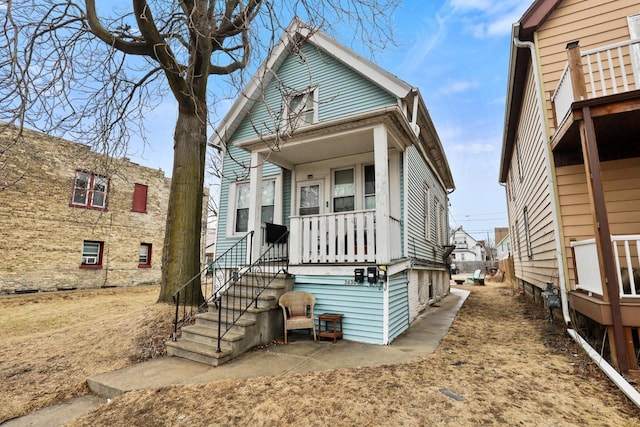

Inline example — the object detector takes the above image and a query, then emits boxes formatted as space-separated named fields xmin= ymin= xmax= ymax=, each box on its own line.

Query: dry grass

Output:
xmin=69 ymin=283 xmax=640 ymax=426
xmin=3 ymin=282 xmax=640 ymax=426
xmin=0 ymin=285 xmax=174 ymax=423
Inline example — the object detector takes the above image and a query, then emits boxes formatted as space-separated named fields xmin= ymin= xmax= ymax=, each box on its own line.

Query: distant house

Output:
xmin=0 ymin=126 xmax=172 ymax=293
xmin=499 ymin=0 xmax=640 ymax=373
xmin=211 ymin=19 xmax=455 ymax=344
xmin=450 ymin=227 xmax=485 ymax=262
xmin=496 ymin=234 xmax=511 ymax=261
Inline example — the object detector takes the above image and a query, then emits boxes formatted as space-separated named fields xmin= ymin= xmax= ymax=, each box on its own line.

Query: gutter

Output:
xmin=513 ymin=25 xmax=640 ymax=409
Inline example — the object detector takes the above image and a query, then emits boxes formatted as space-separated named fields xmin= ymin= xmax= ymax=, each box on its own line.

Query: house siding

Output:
xmin=557 ymin=157 xmax=640 ymax=289
xmin=405 ymin=145 xmax=448 ymax=264
xmin=506 ymin=63 xmax=558 ymax=289
xmin=294 ymin=275 xmax=384 ymax=344
xmin=230 ymin=43 xmax=397 ymax=144
xmin=388 ymin=271 xmax=409 ymax=342
xmin=536 ymin=0 xmax=640 ymax=133
xmin=216 ymin=142 xmax=283 ymax=256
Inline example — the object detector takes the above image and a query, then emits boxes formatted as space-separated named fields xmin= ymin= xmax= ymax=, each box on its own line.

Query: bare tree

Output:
xmin=0 ymin=0 xmax=398 ymax=303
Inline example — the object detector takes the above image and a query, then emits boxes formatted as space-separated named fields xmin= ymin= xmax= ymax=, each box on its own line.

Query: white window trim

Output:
xmin=226 ymin=175 xmax=282 ymax=238
xmin=332 ymin=167 xmax=356 ymax=213
xmin=281 ymin=86 xmax=318 ymax=132
xmin=424 ymin=184 xmax=431 ymax=241
xmin=363 ymin=164 xmax=376 ymax=210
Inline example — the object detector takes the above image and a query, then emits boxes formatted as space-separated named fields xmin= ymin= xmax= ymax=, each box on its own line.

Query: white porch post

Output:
xmin=374 ymin=125 xmax=390 ymax=264
xmin=248 ymin=151 xmax=264 ymax=263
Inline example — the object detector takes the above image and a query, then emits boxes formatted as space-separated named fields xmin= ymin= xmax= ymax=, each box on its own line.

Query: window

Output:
xmin=299 ymin=183 xmax=321 ymax=216
xmin=234 ymin=182 xmax=250 ymax=233
xmin=424 ymin=184 xmax=431 ymax=240
xmin=439 ymin=203 xmax=446 ymax=245
xmin=515 ymin=221 xmax=521 ymax=260
xmin=364 ymin=165 xmax=376 ymax=209
xmin=71 ymin=172 xmax=108 ymax=209
xmin=132 ymin=184 xmax=148 ymax=213
xmin=262 ymin=180 xmax=275 ymax=224
xmin=523 ymin=207 xmax=532 ymax=259
xmin=81 ymin=240 xmax=103 ymax=268
xmin=434 ymin=199 xmax=441 ymax=244
xmin=283 ymin=87 xmax=317 ymax=131
xmin=138 ymin=243 xmax=152 ymax=268
xmin=515 ymin=137 xmax=523 ymax=182
xmin=333 ymin=169 xmax=355 ymax=212
xmin=232 ymin=179 xmax=277 ymax=234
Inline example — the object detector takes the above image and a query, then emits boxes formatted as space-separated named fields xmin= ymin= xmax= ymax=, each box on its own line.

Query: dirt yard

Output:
xmin=0 ymin=285 xmax=174 ymax=423
xmin=2 ymin=282 xmax=640 ymax=426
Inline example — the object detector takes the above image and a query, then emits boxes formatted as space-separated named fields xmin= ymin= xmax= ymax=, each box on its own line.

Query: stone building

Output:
xmin=0 ymin=126 xmax=171 ymax=293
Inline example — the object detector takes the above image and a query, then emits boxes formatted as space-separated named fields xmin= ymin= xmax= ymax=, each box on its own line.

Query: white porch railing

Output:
xmin=390 ymin=215 xmax=402 ymax=261
xmin=570 ymin=235 xmax=640 ymax=298
xmin=289 ymin=210 xmax=401 ymax=264
xmin=552 ymin=39 xmax=640 ymax=125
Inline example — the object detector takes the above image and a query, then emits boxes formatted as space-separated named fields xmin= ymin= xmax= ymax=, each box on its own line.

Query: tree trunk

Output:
xmin=157 ymin=108 xmax=207 ymax=304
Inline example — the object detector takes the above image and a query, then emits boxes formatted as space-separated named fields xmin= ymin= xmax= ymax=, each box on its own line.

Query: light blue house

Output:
xmin=212 ymin=19 xmax=455 ymax=345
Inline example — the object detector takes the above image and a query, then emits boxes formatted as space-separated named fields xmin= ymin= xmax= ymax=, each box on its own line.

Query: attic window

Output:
xmin=283 ymin=87 xmax=317 ymax=131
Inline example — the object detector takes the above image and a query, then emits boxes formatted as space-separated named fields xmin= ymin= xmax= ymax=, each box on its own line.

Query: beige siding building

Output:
xmin=500 ymin=0 xmax=640 ymax=373
xmin=0 ymin=126 xmax=171 ymax=293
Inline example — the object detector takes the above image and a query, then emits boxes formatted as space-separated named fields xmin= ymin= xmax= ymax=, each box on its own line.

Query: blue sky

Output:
xmin=127 ymin=0 xmax=532 ymax=242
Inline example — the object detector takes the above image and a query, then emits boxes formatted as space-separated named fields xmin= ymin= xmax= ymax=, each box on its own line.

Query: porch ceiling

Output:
xmin=551 ymin=92 xmax=640 ymax=167
xmin=265 ymin=127 xmax=375 ymax=166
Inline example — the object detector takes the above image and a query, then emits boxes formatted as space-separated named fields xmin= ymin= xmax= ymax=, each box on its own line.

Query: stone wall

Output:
xmin=0 ymin=126 xmax=172 ymax=293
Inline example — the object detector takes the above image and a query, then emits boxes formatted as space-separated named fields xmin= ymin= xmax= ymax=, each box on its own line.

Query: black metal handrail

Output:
xmin=171 ymin=231 xmax=253 ymax=340
xmin=213 ymin=230 xmax=289 ymax=352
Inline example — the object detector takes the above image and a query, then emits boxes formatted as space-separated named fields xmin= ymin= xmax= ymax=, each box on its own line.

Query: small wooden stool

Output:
xmin=317 ymin=313 xmax=344 ymax=343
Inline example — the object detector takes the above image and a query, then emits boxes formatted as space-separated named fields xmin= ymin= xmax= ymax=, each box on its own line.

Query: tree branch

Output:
xmin=85 ymin=0 xmax=151 ymax=56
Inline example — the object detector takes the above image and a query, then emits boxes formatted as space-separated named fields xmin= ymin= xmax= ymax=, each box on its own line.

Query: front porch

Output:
xmin=244 ymin=122 xmax=406 ymax=266
xmin=288 ymin=210 xmax=401 ymax=264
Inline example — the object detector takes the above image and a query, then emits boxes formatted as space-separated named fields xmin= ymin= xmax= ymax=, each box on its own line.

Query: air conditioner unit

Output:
xmin=82 ymin=256 xmax=98 ymax=265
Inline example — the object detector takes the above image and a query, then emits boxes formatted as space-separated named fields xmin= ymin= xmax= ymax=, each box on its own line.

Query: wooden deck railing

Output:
xmin=570 ymin=235 xmax=640 ymax=298
xmin=289 ymin=210 xmax=401 ymax=264
xmin=552 ymin=39 xmax=640 ymax=125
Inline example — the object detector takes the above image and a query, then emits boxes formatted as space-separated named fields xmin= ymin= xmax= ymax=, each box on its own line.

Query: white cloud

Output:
xmin=448 ymin=0 xmax=529 ymax=38
xmin=398 ymin=14 xmax=448 ymax=74
xmin=440 ymin=80 xmax=474 ymax=95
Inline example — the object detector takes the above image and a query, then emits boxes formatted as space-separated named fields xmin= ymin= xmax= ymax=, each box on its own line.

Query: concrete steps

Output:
xmin=166 ymin=272 xmax=293 ymax=367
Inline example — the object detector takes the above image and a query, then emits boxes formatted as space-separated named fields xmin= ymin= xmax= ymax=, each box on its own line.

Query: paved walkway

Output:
xmin=4 ymin=287 xmax=469 ymax=426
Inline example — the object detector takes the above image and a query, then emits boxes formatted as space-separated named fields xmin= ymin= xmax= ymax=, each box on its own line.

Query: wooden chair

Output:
xmin=279 ymin=291 xmax=317 ymax=344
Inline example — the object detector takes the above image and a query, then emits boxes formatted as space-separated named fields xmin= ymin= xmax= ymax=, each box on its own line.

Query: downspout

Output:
xmin=512 ymin=29 xmax=570 ymax=325
xmin=513 ymin=26 xmax=640 ymax=409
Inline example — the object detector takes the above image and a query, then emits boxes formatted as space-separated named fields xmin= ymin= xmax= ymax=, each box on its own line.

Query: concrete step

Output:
xmin=165 ymin=339 xmax=233 ymax=367
xmin=181 ymin=324 xmax=244 ymax=352
xmin=196 ymin=309 xmax=258 ymax=330
xmin=217 ymin=291 xmax=278 ymax=309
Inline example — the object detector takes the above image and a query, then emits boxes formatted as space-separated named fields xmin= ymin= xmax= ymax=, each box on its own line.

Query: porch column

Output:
xmin=374 ymin=125 xmax=390 ymax=264
xmin=248 ymin=151 xmax=264 ymax=264
xmin=579 ymin=106 xmax=629 ymax=374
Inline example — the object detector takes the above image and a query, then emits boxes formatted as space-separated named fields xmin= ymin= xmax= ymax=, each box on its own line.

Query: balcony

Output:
xmin=289 ymin=210 xmax=401 ymax=264
xmin=552 ymin=39 xmax=640 ymax=127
